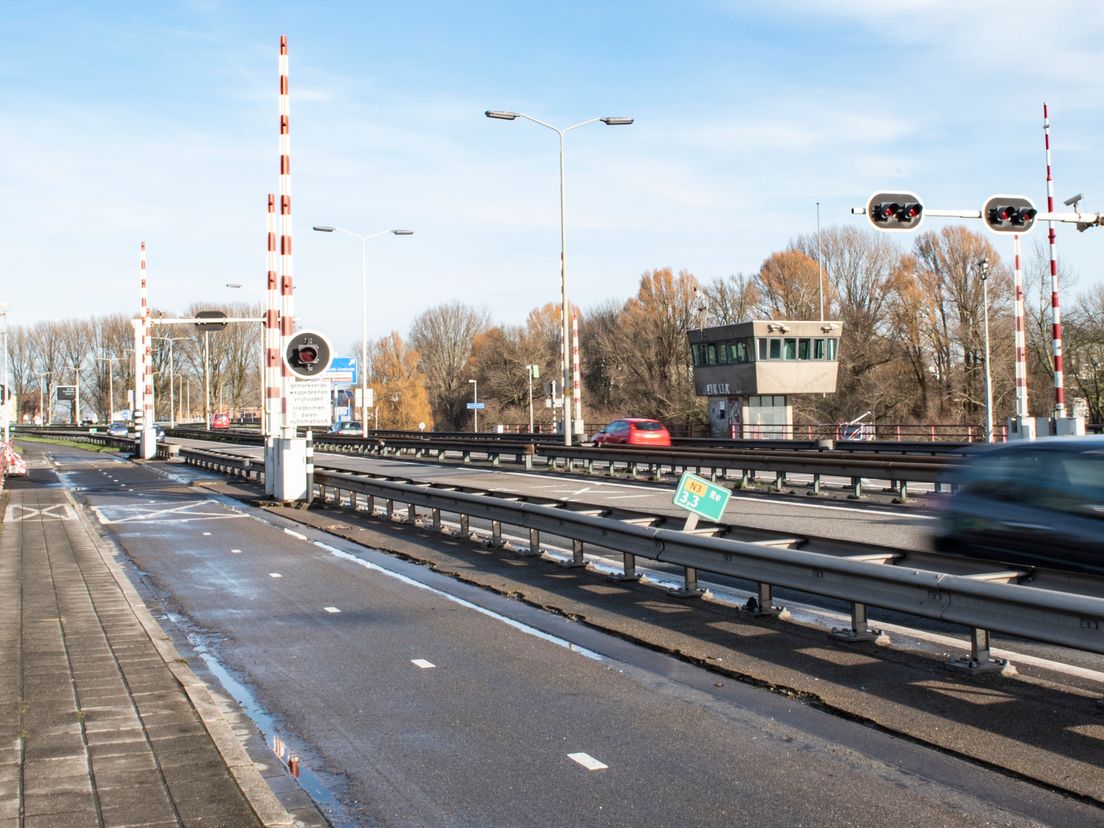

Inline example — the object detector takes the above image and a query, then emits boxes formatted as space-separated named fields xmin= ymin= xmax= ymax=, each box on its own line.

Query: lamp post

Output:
xmin=34 ymin=371 xmax=50 ymax=425
xmin=312 ymin=226 xmax=413 ymax=430
xmin=152 ymin=336 xmax=186 ymax=428
xmin=486 ymin=109 xmax=632 ymax=445
xmin=526 ymin=364 xmax=539 ymax=433
xmin=95 ymin=355 xmax=120 ymax=423
xmin=226 ymin=283 xmax=268 ymax=431
xmin=978 ymin=257 xmax=994 ymax=443
xmin=469 ymin=378 xmax=478 ymax=433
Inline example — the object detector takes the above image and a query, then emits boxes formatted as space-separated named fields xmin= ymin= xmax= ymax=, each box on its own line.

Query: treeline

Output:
xmin=8 ymin=226 xmax=1103 ymax=432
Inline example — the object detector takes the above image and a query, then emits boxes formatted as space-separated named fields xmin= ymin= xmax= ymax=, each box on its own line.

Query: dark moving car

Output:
xmin=933 ymin=436 xmax=1104 ymax=575
xmin=329 ymin=420 xmax=365 ymax=437
xmin=592 ymin=418 xmax=672 ymax=447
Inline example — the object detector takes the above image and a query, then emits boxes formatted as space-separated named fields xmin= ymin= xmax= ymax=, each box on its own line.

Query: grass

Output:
xmin=14 ymin=435 xmax=125 ymax=453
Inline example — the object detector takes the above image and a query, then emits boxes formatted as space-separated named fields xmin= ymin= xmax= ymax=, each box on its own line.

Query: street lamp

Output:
xmin=34 ymin=371 xmax=51 ymax=425
xmin=312 ymin=226 xmax=413 ymax=431
xmin=226 ymin=283 xmax=268 ymax=431
xmin=468 ymin=378 xmax=478 ymax=433
xmin=978 ymin=257 xmax=994 ymax=443
xmin=486 ymin=109 xmax=632 ymax=444
xmin=152 ymin=336 xmax=187 ymax=428
xmin=95 ymin=355 xmax=121 ymax=423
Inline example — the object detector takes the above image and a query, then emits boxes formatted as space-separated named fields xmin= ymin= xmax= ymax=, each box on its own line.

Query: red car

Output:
xmin=211 ymin=412 xmax=231 ymax=430
xmin=592 ymin=418 xmax=671 ymax=447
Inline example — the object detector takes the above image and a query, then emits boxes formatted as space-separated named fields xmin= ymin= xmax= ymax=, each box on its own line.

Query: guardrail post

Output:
xmin=773 ymin=471 xmax=785 ymax=492
xmin=406 ymin=503 xmax=417 ymax=523
xmin=850 ymin=477 xmax=863 ymax=498
xmin=458 ymin=513 xmax=470 ymax=538
xmin=670 ymin=566 xmax=704 ymax=598
xmin=490 ymin=519 xmax=503 ymax=546
xmin=432 ymin=507 xmax=441 ymax=531
xmin=749 ymin=583 xmax=783 ymax=617
xmin=365 ymin=494 xmax=375 ymax=515
xmin=810 ymin=473 xmax=821 ymax=495
xmin=521 ymin=528 xmax=541 ymax=557
xmin=948 ymin=628 xmax=1014 ymax=674
xmin=491 ymin=451 xmax=500 ymax=467
xmin=830 ymin=602 xmax=886 ymax=643
xmin=385 ymin=499 xmax=395 ymax=520
xmin=463 ymin=450 xmax=471 ymax=464
xmin=897 ymin=480 xmax=909 ymax=503
xmin=560 ymin=539 xmax=586 ymax=569
xmin=609 ymin=553 xmax=641 ymax=582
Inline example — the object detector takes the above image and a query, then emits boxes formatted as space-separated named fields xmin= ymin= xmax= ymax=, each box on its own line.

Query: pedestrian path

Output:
xmin=0 ymin=478 xmax=304 ymax=827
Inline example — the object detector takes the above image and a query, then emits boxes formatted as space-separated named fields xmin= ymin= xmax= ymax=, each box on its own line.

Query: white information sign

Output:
xmin=286 ymin=380 xmax=332 ymax=427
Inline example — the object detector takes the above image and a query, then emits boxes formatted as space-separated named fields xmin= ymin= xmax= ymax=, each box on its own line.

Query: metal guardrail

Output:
xmin=172 ymin=445 xmax=1104 ymax=667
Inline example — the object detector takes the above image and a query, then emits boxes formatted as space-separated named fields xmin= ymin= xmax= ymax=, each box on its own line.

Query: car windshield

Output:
xmin=633 ymin=421 xmax=664 ymax=431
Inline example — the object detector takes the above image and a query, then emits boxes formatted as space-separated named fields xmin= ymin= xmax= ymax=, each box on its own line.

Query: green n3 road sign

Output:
xmin=673 ymin=471 xmax=731 ymax=522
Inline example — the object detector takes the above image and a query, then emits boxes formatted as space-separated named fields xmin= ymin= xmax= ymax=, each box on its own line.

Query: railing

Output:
xmin=172 ymin=445 xmax=1104 ymax=668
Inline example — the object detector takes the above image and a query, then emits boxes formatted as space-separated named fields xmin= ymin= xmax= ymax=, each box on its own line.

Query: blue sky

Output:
xmin=3 ymin=1 xmax=1104 ymax=351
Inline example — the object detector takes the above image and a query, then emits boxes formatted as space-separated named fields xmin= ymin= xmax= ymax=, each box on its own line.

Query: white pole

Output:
xmin=528 ymin=366 xmax=534 ymax=433
xmin=558 ymin=129 xmax=572 ymax=445
xmin=361 ymin=236 xmax=369 ymax=429
xmin=980 ymin=258 xmax=993 ymax=443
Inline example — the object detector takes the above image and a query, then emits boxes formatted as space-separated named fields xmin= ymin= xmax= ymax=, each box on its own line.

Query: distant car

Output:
xmin=592 ymin=418 xmax=672 ymax=447
xmin=329 ymin=420 xmax=365 ymax=437
xmin=107 ymin=421 xmax=129 ymax=438
xmin=932 ymin=436 xmax=1104 ymax=575
xmin=211 ymin=413 xmax=231 ymax=430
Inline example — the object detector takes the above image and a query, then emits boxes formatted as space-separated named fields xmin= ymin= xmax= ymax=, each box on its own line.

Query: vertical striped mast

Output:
xmin=571 ymin=309 xmax=582 ymax=434
xmin=139 ymin=242 xmax=154 ymax=434
xmin=265 ymin=194 xmax=281 ymax=438
xmin=1012 ymin=235 xmax=1029 ymax=419
xmin=1043 ymin=103 xmax=1065 ymax=417
xmin=278 ymin=34 xmax=295 ymax=438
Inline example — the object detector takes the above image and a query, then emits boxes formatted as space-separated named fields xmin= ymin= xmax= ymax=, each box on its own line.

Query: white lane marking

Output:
xmin=568 ymin=752 xmax=608 ymax=771
xmin=90 ymin=500 xmax=248 ymax=525
xmin=284 ymin=528 xmax=308 ymax=540
xmin=202 ymin=531 xmax=212 ymax=536
xmin=411 ymin=659 xmax=435 ymax=669
xmin=324 ymin=606 xmax=341 ymax=613
xmin=311 ymin=540 xmax=604 ymax=662
xmin=231 ymin=548 xmax=242 ymax=554
xmin=3 ymin=504 xmax=77 ymax=522
xmin=269 ymin=573 xmax=282 ymax=579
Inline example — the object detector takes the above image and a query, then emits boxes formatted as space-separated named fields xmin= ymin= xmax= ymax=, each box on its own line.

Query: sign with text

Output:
xmin=286 ymin=379 xmax=332 ymax=428
xmin=56 ymin=386 xmax=77 ymax=402
xmin=322 ymin=357 xmax=357 ymax=385
xmin=673 ymin=471 xmax=731 ymax=522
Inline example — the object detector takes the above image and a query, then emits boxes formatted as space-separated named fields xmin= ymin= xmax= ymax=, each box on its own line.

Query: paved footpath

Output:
xmin=0 ymin=475 xmax=309 ymax=827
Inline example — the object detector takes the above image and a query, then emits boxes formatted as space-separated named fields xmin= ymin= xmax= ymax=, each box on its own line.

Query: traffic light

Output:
xmin=283 ymin=330 xmax=333 ymax=378
xmin=866 ymin=191 xmax=924 ymax=232
xmin=982 ymin=195 xmax=1038 ymax=234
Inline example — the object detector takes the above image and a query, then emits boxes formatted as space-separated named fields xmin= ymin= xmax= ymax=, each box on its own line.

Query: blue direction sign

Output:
xmin=673 ymin=471 xmax=731 ymax=522
xmin=321 ymin=357 xmax=357 ymax=385
xmin=466 ymin=402 xmax=486 ymax=410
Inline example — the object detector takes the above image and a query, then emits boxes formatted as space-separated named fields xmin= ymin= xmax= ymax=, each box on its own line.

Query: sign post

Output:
xmin=670 ymin=471 xmax=732 ymax=596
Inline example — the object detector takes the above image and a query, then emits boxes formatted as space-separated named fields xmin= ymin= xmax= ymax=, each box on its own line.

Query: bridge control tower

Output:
xmin=688 ymin=320 xmax=843 ymax=438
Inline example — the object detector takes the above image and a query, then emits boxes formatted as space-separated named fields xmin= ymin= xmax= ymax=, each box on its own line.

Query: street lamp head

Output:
xmin=600 ymin=117 xmax=634 ymax=126
xmin=978 ymin=257 xmax=990 ymax=280
xmin=312 ymin=225 xmax=336 ymax=232
xmin=392 ymin=229 xmax=414 ymax=236
xmin=485 ymin=110 xmax=519 ymax=120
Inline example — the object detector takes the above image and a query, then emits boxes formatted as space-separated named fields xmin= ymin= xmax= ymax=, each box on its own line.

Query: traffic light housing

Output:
xmin=866 ymin=191 xmax=924 ymax=232
xmin=283 ymin=330 xmax=333 ymax=378
xmin=982 ymin=195 xmax=1038 ymax=234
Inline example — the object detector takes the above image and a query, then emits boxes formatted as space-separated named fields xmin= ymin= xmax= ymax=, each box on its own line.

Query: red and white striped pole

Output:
xmin=140 ymin=242 xmax=154 ymax=437
xmin=265 ymin=193 xmax=281 ymax=438
xmin=571 ymin=309 xmax=582 ymax=436
xmin=1012 ymin=235 xmax=1029 ymax=419
xmin=278 ymin=34 xmax=295 ymax=438
xmin=1043 ymin=102 xmax=1065 ymax=417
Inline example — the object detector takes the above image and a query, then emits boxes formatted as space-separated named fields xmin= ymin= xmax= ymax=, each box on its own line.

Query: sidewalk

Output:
xmin=0 ymin=476 xmax=308 ymax=827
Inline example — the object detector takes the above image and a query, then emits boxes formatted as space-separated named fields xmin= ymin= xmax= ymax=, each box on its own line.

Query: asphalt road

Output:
xmin=40 ymin=444 xmax=1102 ymax=826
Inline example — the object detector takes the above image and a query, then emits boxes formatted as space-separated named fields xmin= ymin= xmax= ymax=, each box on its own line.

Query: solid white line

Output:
xmin=411 ymin=659 xmax=435 ymax=669
xmin=324 ymin=606 xmax=341 ymax=613
xmin=568 ymin=752 xmax=608 ymax=771
xmin=231 ymin=548 xmax=242 ymax=554
xmin=269 ymin=572 xmax=282 ymax=579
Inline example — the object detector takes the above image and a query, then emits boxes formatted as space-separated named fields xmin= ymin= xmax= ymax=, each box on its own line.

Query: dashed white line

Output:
xmin=231 ymin=548 xmax=242 ymax=554
xmin=323 ymin=606 xmax=341 ymax=613
xmin=284 ymin=528 xmax=308 ymax=540
xmin=411 ymin=659 xmax=435 ymax=669
xmin=269 ymin=572 xmax=283 ymax=579
xmin=202 ymin=531 xmax=212 ymax=536
xmin=568 ymin=752 xmax=607 ymax=771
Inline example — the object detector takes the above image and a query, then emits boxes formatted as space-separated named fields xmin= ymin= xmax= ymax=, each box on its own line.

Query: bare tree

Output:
xmin=409 ymin=302 xmax=491 ymax=430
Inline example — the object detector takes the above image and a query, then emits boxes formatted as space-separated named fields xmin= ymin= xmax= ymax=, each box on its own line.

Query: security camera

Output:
xmin=1063 ymin=193 xmax=1083 ymax=207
